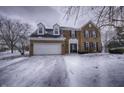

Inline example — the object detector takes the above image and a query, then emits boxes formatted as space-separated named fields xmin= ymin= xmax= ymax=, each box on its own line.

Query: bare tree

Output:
xmin=92 ymin=6 xmax=124 ymax=28
xmin=64 ymin=6 xmax=124 ymax=27
xmin=0 ymin=15 xmax=31 ymax=55
xmin=63 ymin=6 xmax=83 ymax=25
xmin=0 ymin=16 xmax=17 ymax=53
xmin=64 ymin=6 xmax=124 ymax=52
xmin=93 ymin=7 xmax=124 ymax=48
xmin=15 ymin=23 xmax=31 ymax=55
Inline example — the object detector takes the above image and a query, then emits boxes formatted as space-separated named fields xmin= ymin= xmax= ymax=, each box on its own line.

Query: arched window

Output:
xmin=37 ymin=23 xmax=45 ymax=35
xmin=39 ymin=27 xmax=43 ymax=34
xmin=54 ymin=28 xmax=59 ymax=35
xmin=53 ymin=24 xmax=60 ymax=35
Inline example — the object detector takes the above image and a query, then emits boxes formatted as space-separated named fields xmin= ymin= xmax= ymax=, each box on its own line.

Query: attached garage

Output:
xmin=29 ymin=37 xmax=66 ymax=56
xmin=33 ymin=43 xmax=62 ymax=55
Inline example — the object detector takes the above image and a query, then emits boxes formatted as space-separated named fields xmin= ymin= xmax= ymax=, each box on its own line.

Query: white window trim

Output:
xmin=37 ymin=23 xmax=45 ymax=35
xmin=94 ymin=42 xmax=97 ymax=49
xmin=38 ymin=27 xmax=45 ymax=35
xmin=53 ymin=24 xmax=60 ymax=35
xmin=86 ymin=42 xmax=89 ymax=48
xmin=53 ymin=28 xmax=60 ymax=35
xmin=71 ymin=31 xmax=76 ymax=38
xmin=69 ymin=39 xmax=78 ymax=54
xmin=93 ymin=31 xmax=97 ymax=38
xmin=85 ymin=30 xmax=89 ymax=38
xmin=89 ymin=24 xmax=92 ymax=27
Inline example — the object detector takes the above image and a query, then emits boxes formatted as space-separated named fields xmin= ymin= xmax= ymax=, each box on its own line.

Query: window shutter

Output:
xmin=91 ymin=31 xmax=93 ymax=37
xmin=84 ymin=42 xmax=86 ymax=50
xmin=70 ymin=31 xmax=71 ymax=38
xmin=75 ymin=31 xmax=77 ymax=38
xmin=84 ymin=31 xmax=86 ymax=38
xmin=96 ymin=42 xmax=99 ymax=51
xmin=96 ymin=31 xmax=98 ymax=38
xmin=89 ymin=31 xmax=91 ymax=37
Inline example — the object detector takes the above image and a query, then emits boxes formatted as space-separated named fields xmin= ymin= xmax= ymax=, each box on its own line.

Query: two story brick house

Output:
xmin=29 ymin=21 xmax=102 ymax=55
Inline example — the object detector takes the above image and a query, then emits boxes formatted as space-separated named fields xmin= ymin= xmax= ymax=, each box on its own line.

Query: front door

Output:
xmin=70 ymin=44 xmax=77 ymax=53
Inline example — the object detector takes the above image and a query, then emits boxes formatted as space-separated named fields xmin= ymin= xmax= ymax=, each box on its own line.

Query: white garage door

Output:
xmin=33 ymin=43 xmax=62 ymax=55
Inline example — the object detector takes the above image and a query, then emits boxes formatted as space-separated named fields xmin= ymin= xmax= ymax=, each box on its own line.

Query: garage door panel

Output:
xmin=33 ymin=43 xmax=61 ymax=55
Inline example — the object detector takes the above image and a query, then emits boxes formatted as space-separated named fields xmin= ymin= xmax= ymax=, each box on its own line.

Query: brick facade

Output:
xmin=29 ymin=21 xmax=102 ymax=55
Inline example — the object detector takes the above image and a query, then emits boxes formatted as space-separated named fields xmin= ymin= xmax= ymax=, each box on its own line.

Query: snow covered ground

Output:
xmin=0 ymin=50 xmax=28 ymax=60
xmin=0 ymin=51 xmax=20 ymax=60
xmin=0 ymin=53 xmax=124 ymax=87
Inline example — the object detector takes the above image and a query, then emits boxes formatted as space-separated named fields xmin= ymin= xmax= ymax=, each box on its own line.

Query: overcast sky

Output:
xmin=0 ymin=6 xmax=94 ymax=29
xmin=0 ymin=6 xmax=114 ymax=42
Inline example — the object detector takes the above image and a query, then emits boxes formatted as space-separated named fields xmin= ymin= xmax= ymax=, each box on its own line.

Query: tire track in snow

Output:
xmin=0 ymin=57 xmax=28 ymax=69
xmin=42 ymin=56 xmax=69 ymax=87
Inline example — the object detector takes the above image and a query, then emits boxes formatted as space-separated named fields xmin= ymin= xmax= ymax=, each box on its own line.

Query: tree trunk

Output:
xmin=10 ymin=41 xmax=14 ymax=53
xmin=21 ymin=52 xmax=24 ymax=55
xmin=11 ymin=46 xmax=14 ymax=53
xmin=21 ymin=46 xmax=25 ymax=55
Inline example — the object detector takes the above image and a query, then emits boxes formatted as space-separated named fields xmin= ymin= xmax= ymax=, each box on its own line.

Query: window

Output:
xmin=94 ymin=42 xmax=97 ymax=49
xmin=53 ymin=24 xmax=60 ymax=35
xmin=93 ymin=42 xmax=97 ymax=50
xmin=90 ymin=42 xmax=93 ymax=49
xmin=92 ymin=31 xmax=97 ymax=38
xmin=54 ymin=28 xmax=59 ymax=35
xmin=71 ymin=31 xmax=76 ymax=38
xmin=39 ymin=28 xmax=43 ymax=34
xmin=38 ymin=27 xmax=44 ymax=35
xmin=89 ymin=24 xmax=92 ymax=27
xmin=84 ymin=30 xmax=89 ymax=38
xmin=84 ymin=42 xmax=89 ymax=50
xmin=86 ymin=42 xmax=89 ymax=48
xmin=37 ymin=23 xmax=45 ymax=35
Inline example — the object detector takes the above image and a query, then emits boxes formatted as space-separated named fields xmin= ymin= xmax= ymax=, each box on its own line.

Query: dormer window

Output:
xmin=54 ymin=28 xmax=59 ymax=35
xmin=39 ymin=28 xmax=44 ymax=34
xmin=53 ymin=24 xmax=60 ymax=35
xmin=37 ymin=23 xmax=45 ymax=35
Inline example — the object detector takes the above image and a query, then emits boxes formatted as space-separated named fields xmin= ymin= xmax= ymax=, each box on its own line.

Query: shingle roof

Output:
xmin=30 ymin=21 xmax=99 ymax=38
xmin=46 ymin=29 xmax=53 ymax=32
xmin=30 ymin=28 xmax=61 ymax=38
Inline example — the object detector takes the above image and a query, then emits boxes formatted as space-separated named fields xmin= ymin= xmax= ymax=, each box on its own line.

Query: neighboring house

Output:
xmin=29 ymin=21 xmax=102 ymax=55
xmin=0 ymin=39 xmax=8 ymax=51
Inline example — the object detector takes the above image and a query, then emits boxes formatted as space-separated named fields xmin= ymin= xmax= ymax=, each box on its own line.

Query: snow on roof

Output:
xmin=60 ymin=26 xmax=80 ymax=31
xmin=30 ymin=37 xmax=66 ymax=41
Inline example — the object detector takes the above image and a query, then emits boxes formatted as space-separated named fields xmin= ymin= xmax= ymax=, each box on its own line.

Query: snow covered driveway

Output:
xmin=0 ymin=53 xmax=124 ymax=87
xmin=0 ymin=56 xmax=68 ymax=87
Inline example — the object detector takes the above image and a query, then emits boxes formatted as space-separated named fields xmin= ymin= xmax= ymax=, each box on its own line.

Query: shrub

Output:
xmin=109 ymin=47 xmax=124 ymax=54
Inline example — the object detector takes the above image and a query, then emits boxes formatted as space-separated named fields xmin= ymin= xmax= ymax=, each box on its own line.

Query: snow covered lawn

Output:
xmin=0 ymin=53 xmax=124 ymax=87
xmin=0 ymin=50 xmax=28 ymax=60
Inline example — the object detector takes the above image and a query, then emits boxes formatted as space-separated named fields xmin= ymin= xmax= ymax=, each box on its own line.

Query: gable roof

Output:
xmin=80 ymin=21 xmax=100 ymax=30
xmin=30 ymin=28 xmax=61 ymax=38
xmin=60 ymin=26 xmax=80 ymax=31
xmin=30 ymin=21 xmax=100 ymax=38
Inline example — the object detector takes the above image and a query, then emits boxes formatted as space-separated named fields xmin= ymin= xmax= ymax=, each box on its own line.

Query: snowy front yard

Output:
xmin=0 ymin=53 xmax=124 ymax=87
